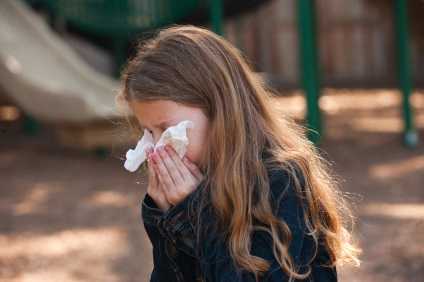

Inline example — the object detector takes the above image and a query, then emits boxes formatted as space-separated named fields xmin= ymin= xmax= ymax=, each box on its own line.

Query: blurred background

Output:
xmin=1 ymin=0 xmax=423 ymax=281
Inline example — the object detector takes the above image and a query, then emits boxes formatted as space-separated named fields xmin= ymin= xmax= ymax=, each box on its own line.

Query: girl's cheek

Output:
xmin=185 ymin=146 xmax=204 ymax=168
xmin=183 ymin=147 xmax=195 ymax=163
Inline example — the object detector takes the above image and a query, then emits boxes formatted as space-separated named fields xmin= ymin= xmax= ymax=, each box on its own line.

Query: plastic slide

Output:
xmin=0 ymin=0 xmax=126 ymax=124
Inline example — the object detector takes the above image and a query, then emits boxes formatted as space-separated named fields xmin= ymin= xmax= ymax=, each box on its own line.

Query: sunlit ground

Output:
xmin=1 ymin=88 xmax=423 ymax=281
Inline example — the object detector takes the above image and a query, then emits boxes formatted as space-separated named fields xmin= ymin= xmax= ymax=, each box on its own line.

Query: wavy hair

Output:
xmin=117 ymin=24 xmax=361 ymax=281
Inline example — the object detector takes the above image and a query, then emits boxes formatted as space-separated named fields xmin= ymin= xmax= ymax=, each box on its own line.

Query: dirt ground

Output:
xmin=1 ymin=89 xmax=423 ymax=282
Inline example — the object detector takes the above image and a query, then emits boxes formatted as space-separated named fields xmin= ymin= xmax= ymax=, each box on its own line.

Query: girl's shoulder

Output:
xmin=265 ymin=160 xmax=306 ymax=208
xmin=261 ymin=145 xmax=304 ymax=194
xmin=256 ymin=162 xmax=337 ymax=280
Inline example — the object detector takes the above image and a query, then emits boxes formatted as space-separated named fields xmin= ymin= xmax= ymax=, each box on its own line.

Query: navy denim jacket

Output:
xmin=141 ymin=159 xmax=337 ymax=282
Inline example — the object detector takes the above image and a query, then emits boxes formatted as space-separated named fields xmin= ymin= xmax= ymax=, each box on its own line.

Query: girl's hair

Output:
xmin=117 ymin=25 xmax=361 ymax=281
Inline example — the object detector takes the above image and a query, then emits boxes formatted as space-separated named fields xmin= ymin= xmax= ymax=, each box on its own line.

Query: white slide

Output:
xmin=0 ymin=0 xmax=127 ymax=124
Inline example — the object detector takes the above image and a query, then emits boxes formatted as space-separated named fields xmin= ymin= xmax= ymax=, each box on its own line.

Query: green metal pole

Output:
xmin=22 ymin=114 xmax=41 ymax=136
xmin=297 ymin=0 xmax=321 ymax=144
xmin=210 ymin=0 xmax=223 ymax=35
xmin=113 ymin=39 xmax=127 ymax=78
xmin=394 ymin=0 xmax=418 ymax=147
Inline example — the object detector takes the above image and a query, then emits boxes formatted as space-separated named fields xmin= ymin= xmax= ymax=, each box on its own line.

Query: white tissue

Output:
xmin=124 ymin=120 xmax=194 ymax=172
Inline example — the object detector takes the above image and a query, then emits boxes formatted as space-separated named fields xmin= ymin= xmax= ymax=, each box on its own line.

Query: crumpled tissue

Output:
xmin=124 ymin=120 xmax=194 ymax=172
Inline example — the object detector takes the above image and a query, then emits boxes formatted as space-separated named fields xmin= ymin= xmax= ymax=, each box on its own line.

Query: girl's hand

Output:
xmin=146 ymin=147 xmax=172 ymax=212
xmin=150 ymin=144 xmax=205 ymax=207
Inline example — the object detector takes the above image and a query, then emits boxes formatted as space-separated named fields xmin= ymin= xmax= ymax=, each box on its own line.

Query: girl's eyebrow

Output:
xmin=140 ymin=119 xmax=173 ymax=129
xmin=157 ymin=120 xmax=173 ymax=127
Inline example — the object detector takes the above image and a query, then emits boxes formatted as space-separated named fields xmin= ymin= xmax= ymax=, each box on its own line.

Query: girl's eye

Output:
xmin=143 ymin=127 xmax=152 ymax=134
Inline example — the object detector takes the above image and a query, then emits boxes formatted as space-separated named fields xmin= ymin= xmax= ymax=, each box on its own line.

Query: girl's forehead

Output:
xmin=132 ymin=99 xmax=178 ymax=110
xmin=131 ymin=100 xmax=180 ymax=117
xmin=130 ymin=99 xmax=197 ymax=125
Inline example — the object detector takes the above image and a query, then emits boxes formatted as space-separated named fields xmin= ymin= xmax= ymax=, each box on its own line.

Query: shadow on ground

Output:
xmin=0 ymin=89 xmax=423 ymax=281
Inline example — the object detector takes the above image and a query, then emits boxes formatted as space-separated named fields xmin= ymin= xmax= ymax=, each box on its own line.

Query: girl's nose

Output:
xmin=152 ymin=132 xmax=163 ymax=147
xmin=153 ymin=133 xmax=160 ymax=144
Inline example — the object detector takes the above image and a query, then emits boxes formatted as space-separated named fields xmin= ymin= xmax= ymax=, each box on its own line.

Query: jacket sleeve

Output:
xmin=141 ymin=193 xmax=201 ymax=282
xmin=156 ymin=169 xmax=337 ymax=282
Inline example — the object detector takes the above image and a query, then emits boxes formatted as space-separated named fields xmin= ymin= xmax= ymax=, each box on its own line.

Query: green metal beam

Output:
xmin=297 ymin=0 xmax=321 ymax=144
xmin=394 ymin=0 xmax=418 ymax=147
xmin=210 ymin=0 xmax=223 ymax=35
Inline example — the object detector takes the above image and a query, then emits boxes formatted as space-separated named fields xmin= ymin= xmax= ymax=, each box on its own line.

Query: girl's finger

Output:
xmin=147 ymin=159 xmax=159 ymax=193
xmin=164 ymin=145 xmax=195 ymax=181
xmin=146 ymin=147 xmax=154 ymax=158
xmin=182 ymin=156 xmax=204 ymax=181
xmin=148 ymin=151 xmax=163 ymax=191
xmin=156 ymin=146 xmax=184 ymax=185
xmin=152 ymin=152 xmax=175 ymax=191
xmin=147 ymin=159 xmax=156 ymax=182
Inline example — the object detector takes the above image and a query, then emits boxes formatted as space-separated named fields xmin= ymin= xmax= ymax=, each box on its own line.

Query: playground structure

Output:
xmin=0 ymin=0 xmax=122 ymax=123
xmin=0 ymin=0 xmax=419 ymax=150
xmin=24 ymin=0 xmax=268 ymax=75
xmin=0 ymin=0 xmax=267 ymax=150
xmin=0 ymin=0 xmax=130 ymax=150
xmin=297 ymin=0 xmax=419 ymax=147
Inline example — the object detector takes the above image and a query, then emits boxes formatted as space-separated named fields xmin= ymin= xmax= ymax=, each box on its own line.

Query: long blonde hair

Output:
xmin=117 ymin=24 xmax=361 ymax=281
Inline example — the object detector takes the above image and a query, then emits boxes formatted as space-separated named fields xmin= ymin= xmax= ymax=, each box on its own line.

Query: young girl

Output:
xmin=117 ymin=25 xmax=361 ymax=282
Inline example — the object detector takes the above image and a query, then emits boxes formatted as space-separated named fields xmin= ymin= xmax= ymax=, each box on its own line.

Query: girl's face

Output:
xmin=129 ymin=99 xmax=209 ymax=170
